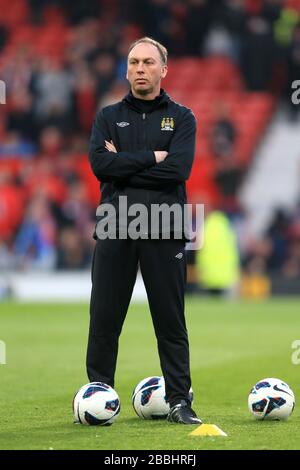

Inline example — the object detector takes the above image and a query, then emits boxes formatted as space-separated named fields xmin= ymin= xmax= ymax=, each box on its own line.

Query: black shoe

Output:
xmin=167 ymin=400 xmax=202 ymax=425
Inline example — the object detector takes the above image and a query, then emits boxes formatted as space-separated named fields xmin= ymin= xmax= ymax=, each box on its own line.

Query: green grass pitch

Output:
xmin=0 ymin=298 xmax=300 ymax=450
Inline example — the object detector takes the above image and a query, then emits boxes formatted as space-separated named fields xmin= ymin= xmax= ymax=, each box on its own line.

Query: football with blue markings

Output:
xmin=248 ymin=378 xmax=295 ymax=421
xmin=73 ymin=382 xmax=121 ymax=426
xmin=132 ymin=376 xmax=193 ymax=420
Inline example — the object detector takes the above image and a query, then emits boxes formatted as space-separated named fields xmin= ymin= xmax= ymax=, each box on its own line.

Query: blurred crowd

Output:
xmin=0 ymin=0 xmax=300 ymax=290
xmin=242 ymin=204 xmax=300 ymax=280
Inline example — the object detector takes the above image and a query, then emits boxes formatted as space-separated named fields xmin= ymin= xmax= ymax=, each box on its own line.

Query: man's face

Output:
xmin=126 ymin=43 xmax=167 ymax=99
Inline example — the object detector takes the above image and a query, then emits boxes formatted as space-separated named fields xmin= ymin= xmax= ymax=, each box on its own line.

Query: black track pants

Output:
xmin=86 ymin=237 xmax=191 ymax=407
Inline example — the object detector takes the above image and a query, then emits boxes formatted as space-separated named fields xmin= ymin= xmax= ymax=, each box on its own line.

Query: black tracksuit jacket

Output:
xmin=88 ymin=89 xmax=196 ymax=238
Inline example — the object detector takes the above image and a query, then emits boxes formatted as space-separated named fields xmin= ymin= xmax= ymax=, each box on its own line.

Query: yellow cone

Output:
xmin=189 ymin=424 xmax=227 ymax=437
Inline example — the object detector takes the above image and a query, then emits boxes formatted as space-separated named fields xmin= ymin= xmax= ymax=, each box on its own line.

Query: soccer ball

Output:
xmin=248 ymin=378 xmax=295 ymax=421
xmin=73 ymin=382 xmax=121 ymax=426
xmin=132 ymin=376 xmax=193 ymax=420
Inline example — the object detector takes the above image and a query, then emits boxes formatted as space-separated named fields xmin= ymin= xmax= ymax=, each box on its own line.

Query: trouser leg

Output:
xmin=138 ymin=239 xmax=191 ymax=407
xmin=86 ymin=238 xmax=138 ymax=386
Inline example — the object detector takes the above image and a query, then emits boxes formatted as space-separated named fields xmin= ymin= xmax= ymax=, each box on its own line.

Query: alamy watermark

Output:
xmin=0 ymin=80 xmax=6 ymax=104
xmin=291 ymin=340 xmax=300 ymax=365
xmin=291 ymin=80 xmax=300 ymax=105
xmin=95 ymin=197 xmax=204 ymax=250
xmin=0 ymin=340 xmax=6 ymax=365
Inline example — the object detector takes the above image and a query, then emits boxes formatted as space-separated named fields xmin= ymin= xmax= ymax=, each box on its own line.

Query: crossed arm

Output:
xmin=89 ymin=110 xmax=196 ymax=189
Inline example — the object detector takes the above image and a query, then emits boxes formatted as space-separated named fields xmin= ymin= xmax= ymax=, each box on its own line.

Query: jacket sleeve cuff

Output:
xmin=144 ymin=150 xmax=156 ymax=167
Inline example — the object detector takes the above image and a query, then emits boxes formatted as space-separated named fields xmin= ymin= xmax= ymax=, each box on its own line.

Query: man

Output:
xmin=87 ymin=37 xmax=201 ymax=425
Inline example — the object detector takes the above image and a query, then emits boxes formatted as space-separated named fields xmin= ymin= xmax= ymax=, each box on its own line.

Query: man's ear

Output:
xmin=161 ymin=65 xmax=168 ymax=79
xmin=126 ymin=69 xmax=128 ymax=80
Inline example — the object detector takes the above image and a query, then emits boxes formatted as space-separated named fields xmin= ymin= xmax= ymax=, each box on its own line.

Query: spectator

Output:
xmin=209 ymin=102 xmax=242 ymax=207
xmin=56 ymin=154 xmax=81 ymax=186
xmin=214 ymin=157 xmax=243 ymax=208
xmin=63 ymin=0 xmax=101 ymax=25
xmin=92 ymin=53 xmax=117 ymax=102
xmin=140 ymin=0 xmax=173 ymax=51
xmin=218 ymin=0 xmax=246 ymax=61
xmin=74 ymin=65 xmax=97 ymax=133
xmin=66 ymin=19 xmax=102 ymax=65
xmin=262 ymin=0 xmax=283 ymax=26
xmin=6 ymin=90 xmax=38 ymax=142
xmin=3 ymin=47 xmax=33 ymax=96
xmin=38 ymin=127 xmax=65 ymax=159
xmin=56 ymin=226 xmax=91 ymax=270
xmin=203 ymin=24 xmax=237 ymax=60
xmin=196 ymin=211 xmax=240 ymax=295
xmin=55 ymin=180 xmax=93 ymax=234
xmin=14 ymin=195 xmax=56 ymax=270
xmin=241 ymin=16 xmax=275 ymax=90
xmin=210 ymin=102 xmax=237 ymax=158
xmin=185 ymin=0 xmax=214 ymax=56
xmin=265 ymin=208 xmax=291 ymax=272
xmin=31 ymin=58 xmax=75 ymax=133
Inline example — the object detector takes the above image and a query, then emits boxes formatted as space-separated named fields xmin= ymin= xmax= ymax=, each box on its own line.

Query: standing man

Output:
xmin=87 ymin=37 xmax=201 ymax=425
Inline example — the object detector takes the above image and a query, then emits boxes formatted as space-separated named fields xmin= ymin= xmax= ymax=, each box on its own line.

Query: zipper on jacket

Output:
xmin=142 ymin=113 xmax=147 ymax=148
xmin=142 ymin=112 xmax=150 ymax=229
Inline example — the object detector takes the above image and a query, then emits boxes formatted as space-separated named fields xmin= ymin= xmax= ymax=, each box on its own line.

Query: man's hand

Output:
xmin=154 ymin=151 xmax=168 ymax=163
xmin=105 ymin=140 xmax=117 ymax=153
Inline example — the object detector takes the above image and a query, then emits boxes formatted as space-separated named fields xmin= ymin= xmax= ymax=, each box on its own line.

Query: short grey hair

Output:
xmin=128 ymin=37 xmax=168 ymax=65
